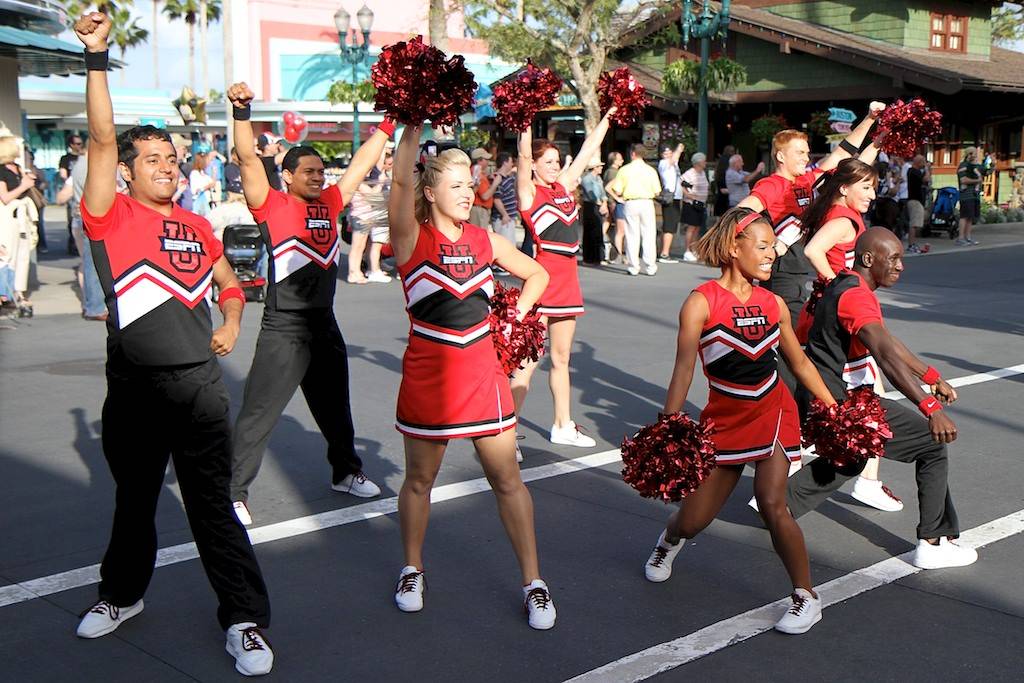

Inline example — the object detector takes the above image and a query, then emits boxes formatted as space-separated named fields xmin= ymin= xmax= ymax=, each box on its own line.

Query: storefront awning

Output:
xmin=0 ymin=25 xmax=122 ymax=77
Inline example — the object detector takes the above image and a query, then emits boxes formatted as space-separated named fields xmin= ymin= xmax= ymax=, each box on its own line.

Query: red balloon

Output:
xmin=293 ymin=115 xmax=307 ymax=130
xmin=283 ymin=111 xmax=296 ymax=125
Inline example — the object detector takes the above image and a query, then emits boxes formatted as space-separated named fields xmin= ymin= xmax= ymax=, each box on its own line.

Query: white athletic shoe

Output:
xmin=683 ymin=250 xmax=698 ymax=262
xmin=851 ymin=477 xmax=904 ymax=512
xmin=233 ymin=501 xmax=253 ymax=526
xmin=225 ymin=622 xmax=274 ymax=676
xmin=366 ymin=270 xmax=392 ymax=284
xmin=774 ymin=588 xmax=822 ymax=634
xmin=331 ymin=472 xmax=382 ymax=498
xmin=911 ymin=537 xmax=979 ymax=569
xmin=395 ymin=566 xmax=426 ymax=612
xmin=523 ymin=579 xmax=557 ymax=630
xmin=644 ymin=530 xmax=685 ymax=582
xmin=76 ymin=599 xmax=144 ymax=638
xmin=549 ymin=422 xmax=596 ymax=448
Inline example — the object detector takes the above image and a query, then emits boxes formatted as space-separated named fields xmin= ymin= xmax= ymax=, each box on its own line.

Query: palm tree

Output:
xmin=152 ymin=0 xmax=161 ymax=89
xmin=162 ymin=0 xmax=220 ymax=90
xmin=108 ymin=6 xmax=150 ymax=85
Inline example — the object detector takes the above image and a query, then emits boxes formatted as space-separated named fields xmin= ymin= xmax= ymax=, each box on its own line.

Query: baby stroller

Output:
xmin=215 ymin=224 xmax=266 ymax=302
xmin=922 ymin=187 xmax=959 ymax=239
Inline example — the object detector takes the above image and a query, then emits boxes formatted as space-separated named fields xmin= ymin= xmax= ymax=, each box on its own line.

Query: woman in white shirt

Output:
xmin=680 ymin=152 xmax=709 ymax=262
xmin=189 ymin=150 xmax=217 ymax=217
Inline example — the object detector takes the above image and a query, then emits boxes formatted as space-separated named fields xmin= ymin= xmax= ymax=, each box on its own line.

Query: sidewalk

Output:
xmin=906 ymin=220 xmax=1024 ymax=257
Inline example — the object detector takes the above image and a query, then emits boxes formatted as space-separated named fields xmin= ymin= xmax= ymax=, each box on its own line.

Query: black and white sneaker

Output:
xmin=523 ymin=579 xmax=556 ymax=630
xmin=644 ymin=530 xmax=685 ymax=582
xmin=76 ymin=599 xmax=144 ymax=638
xmin=331 ymin=471 xmax=381 ymax=498
xmin=395 ymin=566 xmax=426 ymax=612
xmin=225 ymin=622 xmax=274 ymax=676
xmin=774 ymin=588 xmax=822 ymax=634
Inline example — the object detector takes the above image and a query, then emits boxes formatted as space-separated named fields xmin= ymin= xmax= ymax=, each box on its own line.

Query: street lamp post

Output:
xmin=334 ymin=3 xmax=374 ymax=151
xmin=680 ymin=0 xmax=731 ymax=156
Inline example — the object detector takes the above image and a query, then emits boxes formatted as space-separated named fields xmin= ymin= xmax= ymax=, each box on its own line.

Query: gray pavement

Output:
xmin=1 ymin=215 xmax=1023 ymax=681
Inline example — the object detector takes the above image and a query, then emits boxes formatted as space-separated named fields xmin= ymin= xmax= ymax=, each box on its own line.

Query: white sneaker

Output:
xmin=225 ymin=622 xmax=274 ymax=676
xmin=643 ymin=267 xmax=658 ymax=276
xmin=366 ymin=270 xmax=392 ymax=283
xmin=683 ymin=250 xmax=698 ymax=262
xmin=644 ymin=530 xmax=685 ymax=582
xmin=851 ymin=477 xmax=904 ymax=512
xmin=523 ymin=579 xmax=557 ymax=630
xmin=911 ymin=537 xmax=979 ymax=569
xmin=233 ymin=501 xmax=253 ymax=526
xmin=549 ymin=422 xmax=596 ymax=448
xmin=331 ymin=472 xmax=382 ymax=498
xmin=76 ymin=599 xmax=144 ymax=638
xmin=395 ymin=566 xmax=426 ymax=612
xmin=774 ymin=588 xmax=822 ymax=634
xmin=626 ymin=267 xmax=640 ymax=276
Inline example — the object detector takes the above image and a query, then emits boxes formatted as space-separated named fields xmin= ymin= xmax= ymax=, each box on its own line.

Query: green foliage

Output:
xmin=980 ymin=200 xmax=1006 ymax=224
xmin=207 ymin=89 xmax=223 ymax=104
xmin=458 ymin=127 xmax=491 ymax=150
xmin=108 ymin=6 xmax=148 ymax=59
xmin=163 ymin=0 xmax=221 ymax=26
xmin=662 ymin=57 xmax=746 ymax=96
xmin=750 ymin=114 xmax=787 ymax=145
xmin=992 ymin=3 xmax=1024 ymax=44
xmin=660 ymin=119 xmax=696 ymax=151
xmin=807 ymin=110 xmax=833 ymax=138
xmin=326 ymin=80 xmax=377 ymax=105
xmin=1004 ymin=206 xmax=1024 ymax=223
xmin=310 ymin=141 xmax=350 ymax=161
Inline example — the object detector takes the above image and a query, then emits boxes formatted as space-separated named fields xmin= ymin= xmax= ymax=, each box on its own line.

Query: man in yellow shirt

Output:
xmin=606 ymin=143 xmax=661 ymax=275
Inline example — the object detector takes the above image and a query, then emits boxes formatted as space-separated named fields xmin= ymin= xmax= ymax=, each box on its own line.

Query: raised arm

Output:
xmin=662 ymin=292 xmax=708 ymax=414
xmin=819 ymin=101 xmax=885 ymax=172
xmin=736 ymin=193 xmax=765 ymax=213
xmin=387 ymin=123 xmax=423 ymax=265
xmin=559 ymin=108 xmax=615 ymax=192
xmin=743 ymin=162 xmax=765 ymax=183
xmin=670 ymin=142 xmax=685 ymax=167
xmin=337 ymin=121 xmax=393 ymax=205
xmin=517 ymin=129 xmax=536 ymax=213
xmin=75 ymin=13 xmax=118 ymax=218
xmin=226 ymin=82 xmax=271 ymax=209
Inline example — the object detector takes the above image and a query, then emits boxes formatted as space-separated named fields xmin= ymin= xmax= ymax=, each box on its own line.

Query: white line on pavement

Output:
xmin=564 ymin=509 xmax=1024 ymax=683
xmin=881 ymin=363 xmax=1024 ymax=400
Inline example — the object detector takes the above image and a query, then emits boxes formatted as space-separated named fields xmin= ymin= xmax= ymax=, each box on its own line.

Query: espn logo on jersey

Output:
xmin=159 ymin=221 xmax=206 ymax=273
xmin=438 ymin=244 xmax=477 ymax=279
xmin=305 ymin=205 xmax=333 ymax=245
xmin=732 ymin=305 xmax=769 ymax=342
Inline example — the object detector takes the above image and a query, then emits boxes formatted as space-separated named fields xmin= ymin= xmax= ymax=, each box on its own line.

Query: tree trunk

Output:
xmin=200 ymin=0 xmax=209 ymax=97
xmin=188 ymin=21 xmax=196 ymax=88
xmin=428 ymin=0 xmax=448 ymax=53
xmin=567 ymin=56 xmax=603 ymax=134
xmin=152 ymin=0 xmax=159 ymax=89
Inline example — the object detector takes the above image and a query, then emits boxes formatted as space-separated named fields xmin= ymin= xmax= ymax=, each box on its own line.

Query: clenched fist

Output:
xmin=868 ymin=101 xmax=886 ymax=119
xmin=227 ymin=82 xmax=255 ymax=109
xmin=74 ymin=12 xmax=111 ymax=52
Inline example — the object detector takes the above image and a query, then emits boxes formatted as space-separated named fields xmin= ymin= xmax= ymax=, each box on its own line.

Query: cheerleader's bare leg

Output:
xmin=398 ymin=436 xmax=447 ymax=570
xmin=665 ymin=464 xmax=744 ymax=542
xmin=546 ymin=316 xmax=576 ymax=428
xmin=753 ymin=444 xmax=814 ymax=594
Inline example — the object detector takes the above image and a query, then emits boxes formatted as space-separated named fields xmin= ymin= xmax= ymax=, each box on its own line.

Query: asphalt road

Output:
xmin=2 ymin=225 xmax=1022 ymax=682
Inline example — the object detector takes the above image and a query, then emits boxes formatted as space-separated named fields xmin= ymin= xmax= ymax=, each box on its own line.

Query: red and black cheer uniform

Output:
xmin=520 ymin=182 xmax=584 ymax=317
xmin=787 ymin=271 xmax=961 ymax=540
xmin=749 ymin=169 xmax=826 ymax=318
xmin=396 ymin=222 xmax=516 ymax=439
xmin=230 ymin=184 xmax=363 ymax=503
xmin=795 ymin=203 xmax=866 ymax=344
xmin=82 ymin=193 xmax=269 ymax=630
xmin=695 ymin=281 xmax=801 ymax=464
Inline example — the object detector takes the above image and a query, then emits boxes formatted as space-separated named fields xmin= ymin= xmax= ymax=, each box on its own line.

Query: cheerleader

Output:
xmin=643 ymin=207 xmax=838 ymax=635
xmin=797 ymin=159 xmax=903 ymax=513
xmin=511 ymin=108 xmax=617 ymax=453
xmin=387 ymin=123 xmax=556 ymax=629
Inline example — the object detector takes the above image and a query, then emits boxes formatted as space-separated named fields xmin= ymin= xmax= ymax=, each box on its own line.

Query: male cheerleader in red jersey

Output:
xmin=388 ymin=123 xmax=556 ymax=629
xmin=73 ymin=14 xmax=273 ymax=676
xmin=643 ymin=207 xmax=839 ymax=634
xmin=511 ymin=108 xmax=617 ymax=455
xmin=787 ymin=228 xmax=978 ymax=569
xmin=226 ymin=82 xmax=394 ymax=525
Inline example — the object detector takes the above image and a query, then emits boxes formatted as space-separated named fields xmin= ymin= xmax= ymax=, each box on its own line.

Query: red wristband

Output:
xmin=921 ymin=366 xmax=941 ymax=385
xmin=218 ymin=286 xmax=245 ymax=310
xmin=378 ymin=117 xmax=396 ymax=138
xmin=918 ymin=396 xmax=942 ymax=417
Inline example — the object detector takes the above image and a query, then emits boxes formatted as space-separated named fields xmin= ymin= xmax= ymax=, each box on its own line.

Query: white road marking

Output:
xmin=881 ymin=363 xmax=1024 ymax=400
xmin=564 ymin=509 xmax=1024 ymax=683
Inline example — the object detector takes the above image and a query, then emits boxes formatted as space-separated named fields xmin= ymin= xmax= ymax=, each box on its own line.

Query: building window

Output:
xmin=930 ymin=13 xmax=967 ymax=52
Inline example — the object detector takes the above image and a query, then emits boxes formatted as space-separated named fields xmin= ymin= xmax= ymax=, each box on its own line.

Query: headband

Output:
xmin=735 ymin=211 xmax=763 ymax=235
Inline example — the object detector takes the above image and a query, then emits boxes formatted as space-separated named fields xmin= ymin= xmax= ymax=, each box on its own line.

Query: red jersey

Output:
xmin=750 ymin=168 xmax=825 ymax=247
xmin=820 ymin=203 xmax=865 ymax=274
xmin=695 ymin=281 xmax=800 ymax=464
xmin=249 ymin=184 xmax=344 ymax=310
xmin=82 ymin=194 xmax=223 ymax=366
xmin=520 ymin=182 xmax=581 ymax=256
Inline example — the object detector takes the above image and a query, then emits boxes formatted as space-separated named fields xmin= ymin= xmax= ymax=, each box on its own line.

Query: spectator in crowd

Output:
xmin=490 ymin=152 xmax=519 ymax=250
xmin=603 ymin=150 xmax=626 ymax=262
xmin=872 ymin=153 xmax=902 ymax=231
xmin=257 ymin=133 xmax=285 ymax=191
xmin=0 ymin=132 xmax=38 ymax=317
xmin=657 ymin=142 xmax=685 ymax=263
xmin=224 ymin=147 xmax=244 ymax=203
xmin=725 ymin=153 xmax=765 ymax=208
xmin=67 ymin=139 xmax=107 ymax=320
xmin=607 ymin=143 xmax=661 ymax=276
xmin=59 ymin=134 xmax=84 ymax=255
xmin=579 ymin=156 xmax=608 ymax=265
xmin=713 ymin=144 xmax=736 ymax=217
xmin=207 ymin=145 xmax=225 ymax=206
xmin=189 ymin=144 xmax=217 ymax=217
xmin=905 ymin=154 xmax=931 ymax=254
xmin=26 ymin=149 xmax=49 ymax=253
xmin=470 ymin=147 xmax=497 ymax=228
xmin=956 ymin=146 xmax=982 ymax=246
xmin=346 ymin=148 xmax=391 ymax=283
xmin=681 ymin=152 xmax=710 ymax=262
xmin=171 ymin=134 xmax=193 ymax=211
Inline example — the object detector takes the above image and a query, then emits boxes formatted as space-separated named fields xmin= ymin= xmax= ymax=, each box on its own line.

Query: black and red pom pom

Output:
xmin=621 ymin=412 xmax=717 ymax=502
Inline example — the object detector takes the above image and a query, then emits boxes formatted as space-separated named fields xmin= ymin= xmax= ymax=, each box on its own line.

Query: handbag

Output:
xmin=27 ymin=186 xmax=46 ymax=211
xmin=657 ymin=188 xmax=675 ymax=205
xmin=690 ymin=200 xmax=706 ymax=212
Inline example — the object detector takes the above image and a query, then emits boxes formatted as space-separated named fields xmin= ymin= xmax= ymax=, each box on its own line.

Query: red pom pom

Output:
xmin=492 ymin=61 xmax=563 ymax=132
xmin=875 ymin=98 xmax=943 ymax=159
xmin=621 ymin=412 xmax=717 ymax=502
xmin=803 ymin=387 xmax=893 ymax=470
xmin=598 ymin=68 xmax=650 ymax=128
xmin=488 ymin=281 xmax=546 ymax=376
xmin=371 ymin=36 xmax=478 ymax=128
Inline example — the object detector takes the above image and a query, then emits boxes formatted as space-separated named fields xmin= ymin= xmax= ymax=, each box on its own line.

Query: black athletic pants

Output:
xmin=581 ymin=201 xmax=605 ymax=264
xmin=230 ymin=307 xmax=362 ymax=502
xmin=98 ymin=358 xmax=270 ymax=630
xmin=787 ymin=398 xmax=960 ymax=540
